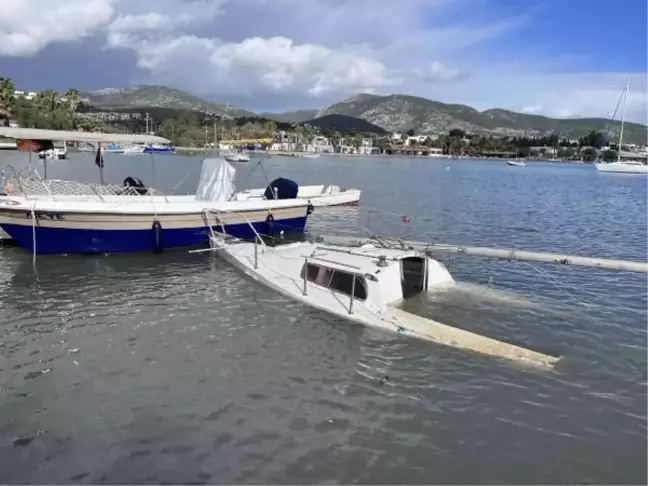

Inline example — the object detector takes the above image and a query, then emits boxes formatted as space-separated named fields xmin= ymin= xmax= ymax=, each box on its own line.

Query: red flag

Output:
xmin=401 ymin=215 xmax=410 ymax=223
xmin=16 ymin=139 xmax=44 ymax=152
xmin=95 ymin=145 xmax=104 ymax=168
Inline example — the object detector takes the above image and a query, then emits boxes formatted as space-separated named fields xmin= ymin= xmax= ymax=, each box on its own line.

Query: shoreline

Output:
xmin=172 ymin=146 xmax=591 ymax=164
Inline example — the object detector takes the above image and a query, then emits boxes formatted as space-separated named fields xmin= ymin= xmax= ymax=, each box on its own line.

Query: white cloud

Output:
xmin=435 ymin=68 xmax=648 ymax=123
xmin=0 ymin=0 xmax=117 ymax=56
xmin=111 ymin=34 xmax=401 ymax=97
xmin=416 ymin=62 xmax=470 ymax=82
xmin=0 ymin=0 xmax=646 ymax=124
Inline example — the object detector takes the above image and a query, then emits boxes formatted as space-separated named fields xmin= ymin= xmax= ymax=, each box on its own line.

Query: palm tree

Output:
xmin=0 ymin=77 xmax=16 ymax=126
xmin=35 ymin=90 xmax=59 ymax=112
xmin=64 ymin=88 xmax=81 ymax=113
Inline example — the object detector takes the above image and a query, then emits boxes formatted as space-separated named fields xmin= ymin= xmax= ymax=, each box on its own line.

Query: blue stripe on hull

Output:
xmin=1 ymin=217 xmax=307 ymax=255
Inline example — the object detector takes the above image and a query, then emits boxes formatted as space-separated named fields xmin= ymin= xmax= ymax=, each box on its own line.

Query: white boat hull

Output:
xmin=506 ymin=160 xmax=526 ymax=166
xmin=595 ymin=162 xmax=648 ymax=174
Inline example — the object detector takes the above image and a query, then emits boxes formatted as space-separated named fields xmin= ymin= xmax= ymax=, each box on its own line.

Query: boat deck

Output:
xmin=385 ymin=307 xmax=558 ymax=368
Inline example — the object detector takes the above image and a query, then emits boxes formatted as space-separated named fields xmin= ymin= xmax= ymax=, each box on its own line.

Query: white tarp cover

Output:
xmin=194 ymin=157 xmax=237 ymax=202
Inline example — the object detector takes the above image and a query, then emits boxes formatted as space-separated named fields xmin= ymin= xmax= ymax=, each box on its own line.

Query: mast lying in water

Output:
xmin=316 ymin=235 xmax=648 ymax=274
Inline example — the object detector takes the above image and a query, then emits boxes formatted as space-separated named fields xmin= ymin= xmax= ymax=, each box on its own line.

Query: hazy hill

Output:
xmin=259 ymin=109 xmax=318 ymax=124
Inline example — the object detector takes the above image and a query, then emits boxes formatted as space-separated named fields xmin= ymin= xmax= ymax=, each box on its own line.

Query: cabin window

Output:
xmin=300 ymin=263 xmax=367 ymax=300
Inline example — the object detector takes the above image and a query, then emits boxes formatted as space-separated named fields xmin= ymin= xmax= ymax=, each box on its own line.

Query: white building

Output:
xmin=404 ymin=135 xmax=427 ymax=146
xmin=358 ymin=138 xmax=379 ymax=155
xmin=14 ymin=90 xmax=37 ymax=100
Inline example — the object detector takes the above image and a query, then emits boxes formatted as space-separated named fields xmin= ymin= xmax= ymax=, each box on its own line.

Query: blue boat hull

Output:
xmin=1 ymin=216 xmax=307 ymax=255
xmin=143 ymin=147 xmax=175 ymax=154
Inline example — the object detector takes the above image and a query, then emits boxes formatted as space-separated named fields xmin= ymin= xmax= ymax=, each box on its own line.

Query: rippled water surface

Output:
xmin=1 ymin=153 xmax=646 ymax=484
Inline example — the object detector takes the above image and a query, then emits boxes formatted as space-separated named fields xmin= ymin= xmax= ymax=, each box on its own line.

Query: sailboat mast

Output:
xmin=617 ymin=78 xmax=629 ymax=163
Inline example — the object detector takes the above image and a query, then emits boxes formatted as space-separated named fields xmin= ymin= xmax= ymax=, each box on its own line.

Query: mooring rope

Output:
xmin=523 ymin=261 xmax=647 ymax=315
xmin=30 ymin=206 xmax=37 ymax=269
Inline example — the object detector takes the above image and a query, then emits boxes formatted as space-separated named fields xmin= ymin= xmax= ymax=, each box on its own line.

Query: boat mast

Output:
xmin=617 ymin=78 xmax=628 ymax=163
xmin=213 ymin=117 xmax=219 ymax=156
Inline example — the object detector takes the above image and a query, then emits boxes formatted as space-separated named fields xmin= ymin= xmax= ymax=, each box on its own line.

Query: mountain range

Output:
xmin=83 ymin=85 xmax=255 ymax=118
xmin=82 ymin=85 xmax=648 ymax=144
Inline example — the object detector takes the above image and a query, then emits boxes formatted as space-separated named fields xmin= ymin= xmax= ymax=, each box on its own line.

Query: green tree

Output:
xmin=581 ymin=147 xmax=598 ymax=162
xmin=0 ymin=77 xmax=16 ymax=126
xmin=448 ymin=128 xmax=466 ymax=139
xmin=602 ymin=150 xmax=618 ymax=162
xmin=64 ymin=88 xmax=81 ymax=113
xmin=580 ymin=130 xmax=608 ymax=149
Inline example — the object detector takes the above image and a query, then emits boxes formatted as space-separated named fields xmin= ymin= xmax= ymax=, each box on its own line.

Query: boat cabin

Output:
xmin=298 ymin=245 xmax=454 ymax=311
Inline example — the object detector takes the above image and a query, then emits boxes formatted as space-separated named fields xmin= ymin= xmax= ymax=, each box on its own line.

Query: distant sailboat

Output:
xmin=595 ymin=79 xmax=648 ymax=174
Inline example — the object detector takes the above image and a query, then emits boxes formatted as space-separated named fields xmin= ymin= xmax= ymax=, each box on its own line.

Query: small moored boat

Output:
xmin=224 ymin=150 xmax=251 ymax=163
xmin=506 ymin=159 xmax=526 ymax=167
xmin=206 ymin=234 xmax=560 ymax=369
xmin=235 ymin=180 xmax=361 ymax=207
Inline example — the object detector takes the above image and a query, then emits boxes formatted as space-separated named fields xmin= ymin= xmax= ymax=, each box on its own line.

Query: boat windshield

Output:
xmin=301 ymin=262 xmax=367 ymax=300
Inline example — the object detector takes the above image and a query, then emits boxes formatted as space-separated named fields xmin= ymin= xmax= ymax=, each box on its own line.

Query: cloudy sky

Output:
xmin=1 ymin=0 xmax=647 ymax=121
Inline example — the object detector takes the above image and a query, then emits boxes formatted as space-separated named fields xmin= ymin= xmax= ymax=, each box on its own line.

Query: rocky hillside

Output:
xmin=259 ymin=109 xmax=318 ymax=124
xmin=302 ymin=114 xmax=387 ymax=135
xmin=83 ymin=85 xmax=253 ymax=118
xmin=315 ymin=93 xmax=647 ymax=144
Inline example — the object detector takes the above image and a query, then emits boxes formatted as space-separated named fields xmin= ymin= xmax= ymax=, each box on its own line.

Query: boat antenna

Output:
xmin=360 ymin=225 xmax=392 ymax=249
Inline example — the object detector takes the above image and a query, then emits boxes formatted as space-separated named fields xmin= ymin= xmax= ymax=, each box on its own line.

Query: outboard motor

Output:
xmin=123 ymin=176 xmax=148 ymax=195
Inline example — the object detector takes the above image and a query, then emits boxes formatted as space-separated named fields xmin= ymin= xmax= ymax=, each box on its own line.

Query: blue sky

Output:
xmin=1 ymin=0 xmax=646 ymax=121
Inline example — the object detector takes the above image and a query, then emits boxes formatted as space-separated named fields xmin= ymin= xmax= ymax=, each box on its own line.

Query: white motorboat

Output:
xmin=206 ymin=234 xmax=560 ymax=369
xmin=0 ymin=158 xmax=313 ymax=255
xmin=235 ymin=182 xmax=361 ymax=207
xmin=38 ymin=146 xmax=67 ymax=160
xmin=122 ymin=144 xmax=146 ymax=155
xmin=595 ymin=79 xmax=648 ymax=175
xmin=224 ymin=150 xmax=250 ymax=163
xmin=506 ymin=159 xmax=526 ymax=167
xmin=0 ymin=127 xmax=315 ymax=255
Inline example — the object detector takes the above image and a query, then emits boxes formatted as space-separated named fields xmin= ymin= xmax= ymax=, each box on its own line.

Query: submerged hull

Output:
xmin=208 ymin=238 xmax=558 ymax=369
xmin=0 ymin=201 xmax=310 ymax=255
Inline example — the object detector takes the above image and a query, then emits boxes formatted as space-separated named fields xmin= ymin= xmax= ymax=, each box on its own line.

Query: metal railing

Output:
xmin=349 ymin=277 xmax=356 ymax=315
xmin=244 ymin=216 xmax=266 ymax=270
xmin=303 ymin=258 xmax=308 ymax=296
